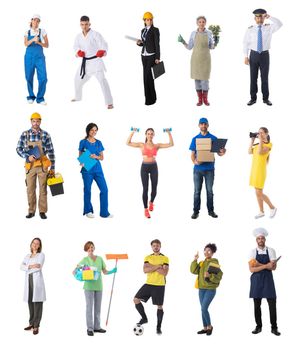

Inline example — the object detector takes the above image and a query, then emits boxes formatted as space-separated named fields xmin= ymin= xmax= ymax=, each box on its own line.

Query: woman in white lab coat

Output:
xmin=21 ymin=238 xmax=46 ymax=335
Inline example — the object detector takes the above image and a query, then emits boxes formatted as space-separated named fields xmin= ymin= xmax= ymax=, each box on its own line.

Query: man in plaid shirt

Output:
xmin=16 ymin=112 xmax=55 ymax=219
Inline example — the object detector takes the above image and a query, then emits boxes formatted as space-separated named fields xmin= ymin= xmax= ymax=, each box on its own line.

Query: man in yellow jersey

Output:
xmin=133 ymin=239 xmax=169 ymax=335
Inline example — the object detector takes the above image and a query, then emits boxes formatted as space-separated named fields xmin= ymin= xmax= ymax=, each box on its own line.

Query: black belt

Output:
xmin=251 ymin=50 xmax=269 ymax=54
xmin=80 ymin=56 xmax=97 ymax=79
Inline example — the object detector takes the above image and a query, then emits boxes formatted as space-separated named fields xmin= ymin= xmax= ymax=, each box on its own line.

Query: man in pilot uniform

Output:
xmin=243 ymin=9 xmax=282 ymax=106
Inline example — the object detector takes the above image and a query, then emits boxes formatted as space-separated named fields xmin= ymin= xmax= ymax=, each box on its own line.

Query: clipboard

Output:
xmin=27 ymin=145 xmax=41 ymax=161
xmin=152 ymin=61 xmax=165 ymax=79
xmin=77 ymin=149 xmax=97 ymax=171
xmin=211 ymin=138 xmax=227 ymax=153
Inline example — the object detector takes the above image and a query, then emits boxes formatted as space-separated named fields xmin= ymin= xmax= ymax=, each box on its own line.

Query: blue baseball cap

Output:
xmin=199 ymin=117 xmax=209 ymax=124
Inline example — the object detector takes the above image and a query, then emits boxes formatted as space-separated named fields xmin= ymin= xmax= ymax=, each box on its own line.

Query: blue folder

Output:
xmin=77 ymin=149 xmax=97 ymax=171
xmin=26 ymin=146 xmax=41 ymax=162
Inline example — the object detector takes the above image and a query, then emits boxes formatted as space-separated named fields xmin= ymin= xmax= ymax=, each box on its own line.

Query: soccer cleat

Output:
xmin=149 ymin=202 xmax=154 ymax=211
xmin=137 ymin=318 xmax=148 ymax=325
xmin=144 ymin=209 xmax=151 ymax=219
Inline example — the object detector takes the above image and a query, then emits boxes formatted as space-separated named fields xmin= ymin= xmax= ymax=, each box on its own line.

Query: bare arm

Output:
xmin=143 ymin=262 xmax=162 ymax=273
xmin=157 ymin=131 xmax=174 ymax=149
xmin=248 ymin=138 xmax=255 ymax=154
xmin=36 ymin=34 xmax=49 ymax=48
xmin=126 ymin=131 xmax=143 ymax=148
xmin=248 ymin=261 xmax=275 ymax=273
xmin=258 ymin=142 xmax=271 ymax=155
xmin=156 ymin=265 xmax=169 ymax=276
xmin=191 ymin=150 xmax=199 ymax=165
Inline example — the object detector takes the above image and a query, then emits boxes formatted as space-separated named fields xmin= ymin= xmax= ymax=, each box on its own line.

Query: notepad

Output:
xmin=77 ymin=149 xmax=97 ymax=171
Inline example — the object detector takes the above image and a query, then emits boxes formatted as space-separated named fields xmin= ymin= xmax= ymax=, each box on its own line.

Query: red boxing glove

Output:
xmin=96 ymin=50 xmax=106 ymax=58
xmin=77 ymin=50 xmax=85 ymax=57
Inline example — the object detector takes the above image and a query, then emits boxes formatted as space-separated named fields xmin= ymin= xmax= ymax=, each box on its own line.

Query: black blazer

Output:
xmin=138 ymin=26 xmax=160 ymax=60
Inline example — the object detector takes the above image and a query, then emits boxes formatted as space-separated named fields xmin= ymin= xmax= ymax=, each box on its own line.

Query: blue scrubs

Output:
xmin=24 ymin=29 xmax=47 ymax=103
xmin=79 ymin=139 xmax=110 ymax=217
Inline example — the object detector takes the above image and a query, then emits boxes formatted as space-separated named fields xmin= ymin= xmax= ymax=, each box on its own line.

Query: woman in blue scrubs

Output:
xmin=24 ymin=14 xmax=48 ymax=105
xmin=79 ymin=123 xmax=111 ymax=218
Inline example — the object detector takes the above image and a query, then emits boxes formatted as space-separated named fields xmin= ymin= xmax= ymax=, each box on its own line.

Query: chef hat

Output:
xmin=32 ymin=14 xmax=41 ymax=20
xmin=253 ymin=227 xmax=268 ymax=238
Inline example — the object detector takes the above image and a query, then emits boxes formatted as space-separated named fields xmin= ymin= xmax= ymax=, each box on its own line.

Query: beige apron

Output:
xmin=191 ymin=32 xmax=211 ymax=80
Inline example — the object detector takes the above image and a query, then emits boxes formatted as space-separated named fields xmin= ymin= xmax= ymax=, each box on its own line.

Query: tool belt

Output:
xmin=80 ymin=56 xmax=97 ymax=79
xmin=25 ymin=155 xmax=51 ymax=171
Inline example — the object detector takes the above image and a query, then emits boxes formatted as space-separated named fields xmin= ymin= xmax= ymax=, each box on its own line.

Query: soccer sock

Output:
xmin=135 ymin=303 xmax=147 ymax=320
xmin=157 ymin=309 xmax=164 ymax=328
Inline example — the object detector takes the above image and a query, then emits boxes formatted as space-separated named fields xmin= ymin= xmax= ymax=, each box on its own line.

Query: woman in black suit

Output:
xmin=137 ymin=12 xmax=160 ymax=105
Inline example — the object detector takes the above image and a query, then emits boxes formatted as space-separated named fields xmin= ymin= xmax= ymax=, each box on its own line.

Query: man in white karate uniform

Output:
xmin=72 ymin=16 xmax=113 ymax=109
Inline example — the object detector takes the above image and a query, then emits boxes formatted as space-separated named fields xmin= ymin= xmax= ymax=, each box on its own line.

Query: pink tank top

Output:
xmin=142 ymin=144 xmax=158 ymax=157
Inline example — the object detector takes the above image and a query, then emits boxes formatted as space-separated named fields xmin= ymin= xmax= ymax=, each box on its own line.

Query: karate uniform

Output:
xmin=73 ymin=29 xmax=113 ymax=105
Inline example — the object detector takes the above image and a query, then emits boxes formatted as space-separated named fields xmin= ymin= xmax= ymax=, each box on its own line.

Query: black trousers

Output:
xmin=140 ymin=162 xmax=158 ymax=208
xmin=253 ymin=298 xmax=277 ymax=329
xmin=28 ymin=274 xmax=43 ymax=328
xmin=249 ymin=50 xmax=270 ymax=101
xmin=142 ymin=55 xmax=156 ymax=105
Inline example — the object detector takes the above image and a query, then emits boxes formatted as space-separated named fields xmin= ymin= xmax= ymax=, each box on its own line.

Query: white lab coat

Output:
xmin=73 ymin=29 xmax=108 ymax=73
xmin=21 ymin=252 xmax=46 ymax=302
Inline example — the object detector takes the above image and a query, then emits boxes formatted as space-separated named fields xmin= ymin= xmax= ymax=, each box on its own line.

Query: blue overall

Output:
xmin=79 ymin=139 xmax=110 ymax=217
xmin=250 ymin=249 xmax=276 ymax=299
xmin=24 ymin=29 xmax=47 ymax=103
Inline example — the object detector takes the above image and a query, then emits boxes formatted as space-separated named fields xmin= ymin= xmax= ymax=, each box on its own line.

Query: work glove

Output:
xmin=178 ymin=34 xmax=186 ymax=45
xmin=107 ymin=267 xmax=117 ymax=274
xmin=48 ymin=169 xmax=55 ymax=178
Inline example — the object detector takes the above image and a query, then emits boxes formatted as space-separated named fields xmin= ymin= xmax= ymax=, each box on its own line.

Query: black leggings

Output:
xmin=140 ymin=162 xmax=158 ymax=208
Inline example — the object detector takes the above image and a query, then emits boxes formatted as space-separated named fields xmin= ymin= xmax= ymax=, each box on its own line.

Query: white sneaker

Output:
xmin=255 ymin=212 xmax=265 ymax=219
xmin=86 ymin=212 xmax=95 ymax=218
xmin=105 ymin=214 xmax=114 ymax=218
xmin=269 ymin=208 xmax=277 ymax=218
xmin=37 ymin=101 xmax=47 ymax=105
xmin=27 ymin=99 xmax=34 ymax=104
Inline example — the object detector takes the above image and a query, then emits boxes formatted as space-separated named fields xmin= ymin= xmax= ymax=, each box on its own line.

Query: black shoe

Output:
xmin=24 ymin=325 xmax=33 ymax=331
xmin=247 ymin=99 xmax=256 ymax=106
xmin=156 ymin=327 xmax=162 ymax=335
xmin=39 ymin=212 xmax=47 ymax=219
xmin=271 ymin=328 xmax=281 ymax=336
xmin=138 ymin=318 xmax=148 ymax=325
xmin=263 ymin=100 xmax=272 ymax=106
xmin=94 ymin=328 xmax=106 ymax=333
xmin=26 ymin=213 xmax=35 ymax=219
xmin=87 ymin=330 xmax=94 ymax=336
xmin=33 ymin=328 xmax=39 ymax=335
xmin=208 ymin=211 xmax=218 ymax=218
xmin=252 ymin=326 xmax=262 ymax=334
xmin=197 ymin=329 xmax=207 ymax=334
xmin=206 ymin=326 xmax=213 ymax=336
xmin=191 ymin=212 xmax=199 ymax=219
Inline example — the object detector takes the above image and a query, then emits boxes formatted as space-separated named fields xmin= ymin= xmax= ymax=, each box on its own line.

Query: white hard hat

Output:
xmin=253 ymin=227 xmax=268 ymax=238
xmin=32 ymin=14 xmax=41 ymax=20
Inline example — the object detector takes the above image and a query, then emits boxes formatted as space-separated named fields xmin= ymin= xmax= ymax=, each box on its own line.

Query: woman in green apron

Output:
xmin=182 ymin=16 xmax=214 ymax=106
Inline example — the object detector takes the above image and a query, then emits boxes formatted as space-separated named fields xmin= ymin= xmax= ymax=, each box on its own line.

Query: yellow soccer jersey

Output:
xmin=144 ymin=253 xmax=169 ymax=286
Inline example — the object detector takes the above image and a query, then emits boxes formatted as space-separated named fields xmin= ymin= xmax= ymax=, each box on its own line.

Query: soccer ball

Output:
xmin=133 ymin=324 xmax=144 ymax=336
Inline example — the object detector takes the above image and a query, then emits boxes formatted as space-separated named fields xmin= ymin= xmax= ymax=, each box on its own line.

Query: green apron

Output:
xmin=191 ymin=32 xmax=211 ymax=80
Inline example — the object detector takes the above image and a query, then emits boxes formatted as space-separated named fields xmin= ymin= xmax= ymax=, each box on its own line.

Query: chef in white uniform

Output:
xmin=21 ymin=238 xmax=46 ymax=335
xmin=72 ymin=15 xmax=113 ymax=109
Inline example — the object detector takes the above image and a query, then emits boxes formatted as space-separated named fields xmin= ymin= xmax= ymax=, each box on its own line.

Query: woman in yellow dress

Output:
xmin=249 ymin=127 xmax=276 ymax=219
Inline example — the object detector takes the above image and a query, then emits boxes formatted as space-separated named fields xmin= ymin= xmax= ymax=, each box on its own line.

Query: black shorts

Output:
xmin=135 ymin=284 xmax=165 ymax=305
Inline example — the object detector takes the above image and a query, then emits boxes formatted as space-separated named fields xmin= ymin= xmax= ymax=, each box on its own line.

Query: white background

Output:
xmin=0 ymin=0 xmax=296 ymax=349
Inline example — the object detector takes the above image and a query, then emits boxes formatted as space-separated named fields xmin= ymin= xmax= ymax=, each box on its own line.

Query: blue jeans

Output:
xmin=82 ymin=171 xmax=110 ymax=217
xmin=199 ymin=289 xmax=216 ymax=327
xmin=193 ymin=169 xmax=214 ymax=213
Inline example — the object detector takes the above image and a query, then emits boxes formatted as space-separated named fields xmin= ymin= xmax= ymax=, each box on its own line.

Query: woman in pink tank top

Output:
xmin=127 ymin=128 xmax=174 ymax=218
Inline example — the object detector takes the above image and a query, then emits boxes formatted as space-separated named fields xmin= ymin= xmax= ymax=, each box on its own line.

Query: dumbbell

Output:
xmin=163 ymin=128 xmax=172 ymax=132
xmin=130 ymin=127 xmax=140 ymax=132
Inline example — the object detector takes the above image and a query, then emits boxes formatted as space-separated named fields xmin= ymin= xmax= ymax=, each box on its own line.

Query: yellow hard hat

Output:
xmin=143 ymin=12 xmax=153 ymax=20
xmin=30 ymin=112 xmax=42 ymax=120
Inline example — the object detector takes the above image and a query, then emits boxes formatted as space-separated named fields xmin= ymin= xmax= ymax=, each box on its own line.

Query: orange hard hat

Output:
xmin=143 ymin=12 xmax=153 ymax=20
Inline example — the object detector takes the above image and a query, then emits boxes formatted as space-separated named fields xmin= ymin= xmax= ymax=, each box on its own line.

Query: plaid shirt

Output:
xmin=16 ymin=128 xmax=55 ymax=169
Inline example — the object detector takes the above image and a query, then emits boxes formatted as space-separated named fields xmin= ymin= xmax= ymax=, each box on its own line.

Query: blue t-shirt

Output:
xmin=79 ymin=139 xmax=104 ymax=173
xmin=189 ymin=132 xmax=217 ymax=171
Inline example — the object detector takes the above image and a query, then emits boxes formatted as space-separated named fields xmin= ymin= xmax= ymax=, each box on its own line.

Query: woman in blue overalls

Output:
xmin=249 ymin=229 xmax=280 ymax=335
xmin=24 ymin=14 xmax=48 ymax=104
xmin=79 ymin=123 xmax=111 ymax=218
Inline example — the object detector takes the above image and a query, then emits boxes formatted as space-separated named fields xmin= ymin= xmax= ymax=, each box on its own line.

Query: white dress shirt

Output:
xmin=248 ymin=246 xmax=277 ymax=262
xmin=73 ymin=29 xmax=108 ymax=73
xmin=243 ymin=17 xmax=283 ymax=56
xmin=21 ymin=252 xmax=46 ymax=302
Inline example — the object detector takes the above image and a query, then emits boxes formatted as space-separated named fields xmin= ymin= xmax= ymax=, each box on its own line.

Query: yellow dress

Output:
xmin=249 ymin=142 xmax=272 ymax=189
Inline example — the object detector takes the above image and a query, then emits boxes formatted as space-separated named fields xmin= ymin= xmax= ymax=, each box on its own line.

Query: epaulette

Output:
xmin=265 ymin=23 xmax=270 ymax=26
xmin=248 ymin=25 xmax=254 ymax=29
